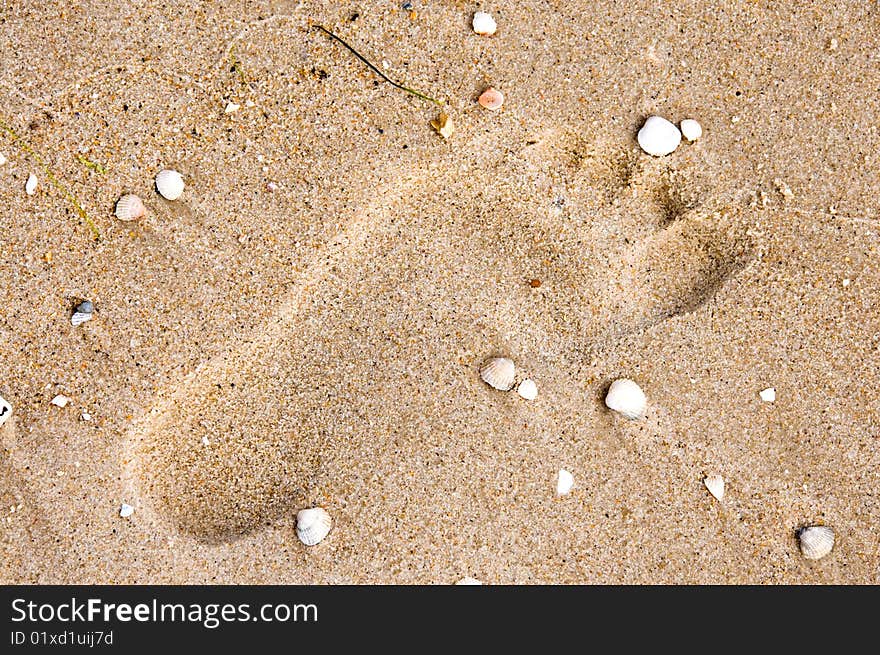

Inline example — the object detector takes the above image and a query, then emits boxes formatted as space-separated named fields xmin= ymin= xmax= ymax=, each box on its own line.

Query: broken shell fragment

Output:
xmin=605 ymin=378 xmax=647 ymax=420
xmin=798 ymin=526 xmax=834 ymax=560
xmin=556 ymin=469 xmax=574 ymax=496
xmin=703 ymin=475 xmax=725 ymax=501
xmin=516 ymin=379 xmax=538 ymax=401
xmin=296 ymin=507 xmax=332 ymax=546
xmin=472 ymin=11 xmax=497 ymax=36
xmin=120 ymin=503 xmax=135 ymax=518
xmin=430 ymin=112 xmax=454 ymax=139
xmin=25 ymin=174 xmax=38 ymax=195
xmin=114 ymin=194 xmax=147 ymax=221
xmin=680 ymin=119 xmax=703 ymax=142
xmin=637 ymin=115 xmax=681 ymax=156
xmin=480 ymin=357 xmax=516 ymax=391
xmin=456 ymin=577 xmax=483 ymax=585
xmin=759 ymin=387 xmax=776 ymax=403
xmin=71 ymin=300 xmax=94 ymax=327
xmin=155 ymin=169 xmax=185 ymax=200
xmin=478 ymin=87 xmax=504 ymax=111
xmin=0 ymin=395 xmax=12 ymax=429
xmin=50 ymin=394 xmax=70 ymax=408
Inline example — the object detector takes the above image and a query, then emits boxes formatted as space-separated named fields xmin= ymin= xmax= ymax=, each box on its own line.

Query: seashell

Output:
xmin=680 ymin=118 xmax=703 ymax=142
xmin=0 ymin=152 xmax=6 ymax=165
xmin=430 ymin=112 xmax=454 ymax=139
xmin=50 ymin=394 xmax=70 ymax=408
xmin=25 ymin=173 xmax=38 ymax=195
xmin=472 ymin=11 xmax=497 ymax=36
xmin=119 ymin=503 xmax=135 ymax=518
xmin=759 ymin=387 xmax=776 ymax=403
xmin=456 ymin=577 xmax=483 ymax=585
xmin=798 ymin=526 xmax=834 ymax=560
xmin=605 ymin=378 xmax=647 ymax=420
xmin=703 ymin=474 xmax=724 ymax=501
xmin=556 ymin=469 xmax=574 ymax=496
xmin=155 ymin=169 xmax=185 ymax=200
xmin=478 ymin=87 xmax=504 ymax=111
xmin=115 ymin=194 xmax=146 ymax=221
xmin=296 ymin=507 xmax=332 ymax=546
xmin=480 ymin=357 xmax=516 ymax=391
xmin=71 ymin=312 xmax=92 ymax=326
xmin=516 ymin=378 xmax=538 ymax=401
xmin=637 ymin=115 xmax=681 ymax=156
xmin=0 ymin=395 xmax=12 ymax=429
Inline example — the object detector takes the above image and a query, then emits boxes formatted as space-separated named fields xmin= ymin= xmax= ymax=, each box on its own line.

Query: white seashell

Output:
xmin=516 ymin=378 xmax=538 ymax=401
xmin=25 ymin=173 xmax=38 ymax=195
xmin=0 ymin=395 xmax=11 ymax=429
xmin=703 ymin=474 xmax=724 ymax=501
xmin=637 ymin=115 xmax=682 ymax=156
xmin=50 ymin=394 xmax=70 ymax=408
xmin=0 ymin=152 xmax=6 ymax=165
xmin=456 ymin=577 xmax=483 ymax=585
xmin=480 ymin=357 xmax=516 ymax=391
xmin=80 ymin=412 xmax=91 ymax=422
xmin=472 ymin=11 xmax=497 ymax=35
xmin=224 ymin=102 xmax=240 ymax=114
xmin=605 ymin=378 xmax=647 ymax=420
xmin=759 ymin=387 xmax=776 ymax=403
xmin=296 ymin=507 xmax=332 ymax=546
xmin=114 ymin=194 xmax=146 ymax=221
xmin=71 ymin=312 xmax=93 ymax=327
xmin=798 ymin=526 xmax=834 ymax=560
xmin=155 ymin=169 xmax=185 ymax=200
xmin=120 ymin=503 xmax=135 ymax=518
xmin=556 ymin=469 xmax=574 ymax=496
xmin=680 ymin=119 xmax=703 ymax=142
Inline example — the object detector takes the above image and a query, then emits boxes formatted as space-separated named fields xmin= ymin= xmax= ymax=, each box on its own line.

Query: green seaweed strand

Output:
xmin=314 ymin=24 xmax=442 ymax=106
xmin=0 ymin=115 xmax=100 ymax=240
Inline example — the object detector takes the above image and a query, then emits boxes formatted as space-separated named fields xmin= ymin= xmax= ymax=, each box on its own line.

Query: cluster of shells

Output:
xmin=479 ymin=357 xmax=537 ymax=400
xmin=113 ymin=168 xmax=185 ymax=221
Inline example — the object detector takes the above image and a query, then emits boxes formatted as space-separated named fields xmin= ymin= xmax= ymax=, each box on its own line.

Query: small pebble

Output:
xmin=202 ymin=436 xmax=210 ymax=446
xmin=472 ymin=11 xmax=497 ymax=36
xmin=25 ymin=174 xmax=38 ymax=195
xmin=50 ymin=395 xmax=70 ymax=408
xmin=224 ymin=102 xmax=240 ymax=114
xmin=266 ymin=182 xmax=279 ymax=192
xmin=119 ymin=503 xmax=135 ymax=518
xmin=478 ymin=87 xmax=504 ymax=111
xmin=759 ymin=387 xmax=776 ymax=403
xmin=842 ymin=278 xmax=851 ymax=287
xmin=75 ymin=300 xmax=94 ymax=314
xmin=637 ymin=116 xmax=681 ymax=156
xmin=516 ymin=378 xmax=538 ymax=401
xmin=80 ymin=412 xmax=91 ymax=422
xmin=0 ymin=395 xmax=11 ymax=429
xmin=827 ymin=38 xmax=838 ymax=52
xmin=556 ymin=469 xmax=574 ymax=496
xmin=529 ymin=279 xmax=542 ymax=288
xmin=680 ymin=118 xmax=703 ymax=142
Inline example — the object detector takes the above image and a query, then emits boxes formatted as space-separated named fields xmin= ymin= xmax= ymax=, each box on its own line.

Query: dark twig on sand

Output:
xmin=313 ymin=24 xmax=443 ymax=106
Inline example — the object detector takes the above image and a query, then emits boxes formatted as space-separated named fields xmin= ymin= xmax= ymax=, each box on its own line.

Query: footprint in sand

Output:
xmin=126 ymin=115 xmax=754 ymax=543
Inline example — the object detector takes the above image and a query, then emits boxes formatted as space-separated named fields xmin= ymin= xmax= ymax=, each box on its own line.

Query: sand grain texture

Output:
xmin=0 ymin=0 xmax=878 ymax=583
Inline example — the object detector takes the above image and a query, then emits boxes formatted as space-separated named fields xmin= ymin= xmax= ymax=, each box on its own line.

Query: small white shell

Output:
xmin=120 ymin=503 xmax=135 ymax=518
xmin=472 ymin=11 xmax=497 ymax=35
xmin=759 ymin=387 xmax=776 ymax=403
xmin=798 ymin=526 xmax=834 ymax=560
xmin=114 ymin=194 xmax=146 ymax=221
xmin=456 ymin=577 xmax=483 ymax=585
xmin=516 ymin=378 xmax=538 ymax=401
xmin=480 ymin=357 xmax=516 ymax=391
xmin=556 ymin=469 xmax=574 ymax=496
xmin=0 ymin=152 xmax=7 ymax=165
xmin=296 ymin=507 xmax=332 ymax=546
xmin=605 ymin=378 xmax=647 ymax=420
xmin=25 ymin=173 xmax=38 ymax=195
xmin=71 ymin=312 xmax=93 ymax=327
xmin=0 ymin=395 xmax=12 ymax=429
xmin=155 ymin=169 xmax=185 ymax=200
xmin=637 ymin=115 xmax=681 ymax=156
xmin=703 ymin=475 xmax=724 ymax=501
xmin=50 ymin=394 xmax=70 ymax=408
xmin=680 ymin=119 xmax=703 ymax=142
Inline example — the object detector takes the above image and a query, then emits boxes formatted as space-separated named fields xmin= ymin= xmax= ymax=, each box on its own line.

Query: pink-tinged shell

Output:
xmin=478 ymin=88 xmax=504 ymax=111
xmin=115 ymin=194 xmax=146 ymax=221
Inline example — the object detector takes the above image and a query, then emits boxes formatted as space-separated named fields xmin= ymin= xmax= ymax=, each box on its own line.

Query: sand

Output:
xmin=0 ymin=0 xmax=878 ymax=584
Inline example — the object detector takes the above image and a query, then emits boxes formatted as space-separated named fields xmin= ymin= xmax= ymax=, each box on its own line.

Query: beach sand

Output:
xmin=0 ymin=0 xmax=878 ymax=583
